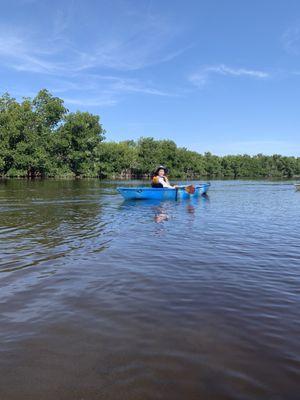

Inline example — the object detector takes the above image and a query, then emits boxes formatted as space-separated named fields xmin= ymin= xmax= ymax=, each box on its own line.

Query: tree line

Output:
xmin=1 ymin=90 xmax=299 ymax=179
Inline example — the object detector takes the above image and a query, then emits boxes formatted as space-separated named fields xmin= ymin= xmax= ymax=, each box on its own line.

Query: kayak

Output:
xmin=117 ymin=183 xmax=210 ymax=200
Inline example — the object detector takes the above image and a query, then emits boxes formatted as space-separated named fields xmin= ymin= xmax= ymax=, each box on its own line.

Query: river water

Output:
xmin=0 ymin=179 xmax=300 ymax=400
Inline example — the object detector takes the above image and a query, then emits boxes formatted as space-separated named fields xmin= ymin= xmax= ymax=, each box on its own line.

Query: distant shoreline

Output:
xmin=1 ymin=90 xmax=300 ymax=180
xmin=1 ymin=175 xmax=299 ymax=181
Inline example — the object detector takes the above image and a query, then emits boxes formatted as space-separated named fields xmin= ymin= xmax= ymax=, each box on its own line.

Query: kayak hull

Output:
xmin=117 ymin=183 xmax=210 ymax=201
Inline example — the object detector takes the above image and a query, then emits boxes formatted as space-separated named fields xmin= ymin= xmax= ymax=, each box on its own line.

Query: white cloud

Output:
xmin=207 ymin=65 xmax=269 ymax=78
xmin=189 ymin=64 xmax=269 ymax=87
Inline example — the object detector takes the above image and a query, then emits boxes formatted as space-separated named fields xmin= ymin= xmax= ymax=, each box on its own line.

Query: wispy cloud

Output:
xmin=46 ymin=75 xmax=176 ymax=109
xmin=54 ymin=72 xmax=174 ymax=92
xmin=106 ymin=76 xmax=174 ymax=97
xmin=0 ymin=2 xmax=188 ymax=107
xmin=282 ymin=23 xmax=300 ymax=55
xmin=0 ymin=2 xmax=188 ymax=74
xmin=189 ymin=64 xmax=269 ymax=87
xmin=0 ymin=35 xmax=178 ymax=106
xmin=63 ymin=97 xmax=118 ymax=107
xmin=0 ymin=33 xmax=65 ymax=74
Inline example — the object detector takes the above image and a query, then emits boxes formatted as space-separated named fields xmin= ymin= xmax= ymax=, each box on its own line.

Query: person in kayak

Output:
xmin=151 ymin=166 xmax=177 ymax=189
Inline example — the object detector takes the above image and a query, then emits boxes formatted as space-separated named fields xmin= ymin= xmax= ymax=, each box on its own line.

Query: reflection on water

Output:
xmin=0 ymin=180 xmax=111 ymax=273
xmin=154 ymin=205 xmax=169 ymax=223
xmin=0 ymin=179 xmax=300 ymax=400
xmin=120 ymin=195 xmax=208 ymax=226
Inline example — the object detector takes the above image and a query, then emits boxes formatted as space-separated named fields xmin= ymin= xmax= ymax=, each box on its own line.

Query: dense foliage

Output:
xmin=1 ymin=90 xmax=299 ymax=179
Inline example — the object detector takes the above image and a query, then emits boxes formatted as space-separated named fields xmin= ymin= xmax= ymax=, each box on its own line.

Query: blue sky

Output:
xmin=1 ymin=0 xmax=300 ymax=155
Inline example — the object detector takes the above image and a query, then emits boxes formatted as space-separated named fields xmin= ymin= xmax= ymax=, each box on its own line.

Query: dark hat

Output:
xmin=154 ymin=165 xmax=169 ymax=175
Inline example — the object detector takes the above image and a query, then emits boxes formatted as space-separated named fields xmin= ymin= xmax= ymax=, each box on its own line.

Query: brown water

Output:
xmin=0 ymin=179 xmax=300 ymax=400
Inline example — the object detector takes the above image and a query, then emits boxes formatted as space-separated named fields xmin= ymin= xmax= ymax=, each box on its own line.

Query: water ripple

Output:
xmin=1 ymin=180 xmax=300 ymax=399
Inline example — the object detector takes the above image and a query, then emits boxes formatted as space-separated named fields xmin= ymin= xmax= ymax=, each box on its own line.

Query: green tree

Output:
xmin=55 ymin=111 xmax=105 ymax=177
xmin=0 ymin=90 xmax=67 ymax=177
xmin=136 ymin=137 xmax=161 ymax=175
xmin=97 ymin=141 xmax=138 ymax=178
xmin=1 ymin=89 xmax=300 ymax=179
xmin=33 ymin=89 xmax=68 ymax=128
xmin=204 ymin=152 xmax=222 ymax=176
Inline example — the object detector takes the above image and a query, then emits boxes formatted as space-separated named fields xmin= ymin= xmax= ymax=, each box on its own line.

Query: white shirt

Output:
xmin=158 ymin=176 xmax=174 ymax=188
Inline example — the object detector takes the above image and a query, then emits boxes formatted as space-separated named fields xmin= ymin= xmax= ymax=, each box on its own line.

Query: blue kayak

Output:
xmin=117 ymin=183 xmax=210 ymax=200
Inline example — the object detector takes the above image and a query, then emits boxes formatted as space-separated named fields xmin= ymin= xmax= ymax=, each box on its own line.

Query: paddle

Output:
xmin=175 ymin=184 xmax=195 ymax=200
xmin=185 ymin=184 xmax=195 ymax=194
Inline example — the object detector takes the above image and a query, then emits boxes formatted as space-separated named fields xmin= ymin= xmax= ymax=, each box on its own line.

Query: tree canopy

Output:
xmin=1 ymin=90 xmax=299 ymax=179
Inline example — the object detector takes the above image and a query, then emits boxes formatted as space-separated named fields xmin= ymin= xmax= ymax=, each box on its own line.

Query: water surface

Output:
xmin=0 ymin=179 xmax=300 ymax=399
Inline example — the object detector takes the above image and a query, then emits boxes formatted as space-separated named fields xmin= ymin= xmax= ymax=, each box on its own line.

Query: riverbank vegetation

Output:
xmin=1 ymin=90 xmax=299 ymax=179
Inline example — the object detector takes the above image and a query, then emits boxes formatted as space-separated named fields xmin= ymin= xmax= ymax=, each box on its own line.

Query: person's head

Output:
xmin=153 ymin=165 xmax=168 ymax=177
xmin=158 ymin=168 xmax=165 ymax=177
